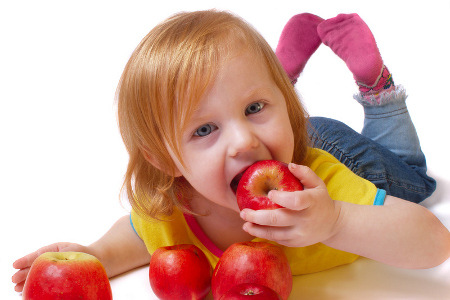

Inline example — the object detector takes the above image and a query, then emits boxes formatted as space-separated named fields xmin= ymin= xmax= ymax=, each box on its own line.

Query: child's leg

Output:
xmin=360 ymin=93 xmax=427 ymax=174
xmin=314 ymin=13 xmax=436 ymax=201
xmin=308 ymin=117 xmax=436 ymax=203
xmin=317 ymin=13 xmax=425 ymax=167
xmin=275 ymin=13 xmax=324 ymax=84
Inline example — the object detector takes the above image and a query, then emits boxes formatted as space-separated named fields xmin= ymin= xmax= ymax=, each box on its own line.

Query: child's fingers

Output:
xmin=12 ymin=242 xmax=86 ymax=294
xmin=12 ymin=250 xmax=46 ymax=293
xmin=288 ymin=163 xmax=324 ymax=189
xmin=267 ymin=164 xmax=326 ymax=210
xmin=13 ymin=244 xmax=56 ymax=269
xmin=242 ymin=221 xmax=293 ymax=242
xmin=268 ymin=189 xmax=311 ymax=211
xmin=12 ymin=251 xmax=40 ymax=270
xmin=240 ymin=208 xmax=295 ymax=227
xmin=14 ymin=281 xmax=25 ymax=293
xmin=13 ymin=243 xmax=83 ymax=271
xmin=11 ymin=267 xmax=29 ymax=287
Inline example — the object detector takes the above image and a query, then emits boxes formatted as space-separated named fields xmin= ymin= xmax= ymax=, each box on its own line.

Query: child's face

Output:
xmin=169 ymin=51 xmax=295 ymax=212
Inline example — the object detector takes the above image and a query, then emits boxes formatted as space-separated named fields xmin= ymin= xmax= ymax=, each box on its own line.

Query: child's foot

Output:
xmin=317 ymin=13 xmax=394 ymax=98
xmin=275 ymin=13 xmax=324 ymax=84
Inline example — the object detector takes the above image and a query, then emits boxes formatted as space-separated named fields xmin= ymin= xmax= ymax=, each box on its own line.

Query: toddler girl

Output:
xmin=12 ymin=10 xmax=449 ymax=293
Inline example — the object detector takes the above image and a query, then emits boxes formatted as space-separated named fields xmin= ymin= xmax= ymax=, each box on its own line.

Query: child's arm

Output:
xmin=240 ymin=163 xmax=450 ymax=269
xmin=88 ymin=215 xmax=151 ymax=276
xmin=12 ymin=215 xmax=150 ymax=292
xmin=323 ymin=195 xmax=450 ymax=268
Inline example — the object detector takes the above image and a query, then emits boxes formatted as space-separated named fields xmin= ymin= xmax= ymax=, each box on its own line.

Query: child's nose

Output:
xmin=227 ymin=123 xmax=259 ymax=157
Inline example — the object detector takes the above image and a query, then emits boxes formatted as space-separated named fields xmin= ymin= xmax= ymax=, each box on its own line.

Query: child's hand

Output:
xmin=12 ymin=242 xmax=88 ymax=292
xmin=240 ymin=163 xmax=341 ymax=247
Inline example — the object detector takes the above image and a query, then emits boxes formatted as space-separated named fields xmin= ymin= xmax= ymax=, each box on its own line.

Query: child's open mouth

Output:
xmin=231 ymin=165 xmax=252 ymax=194
xmin=230 ymin=172 xmax=244 ymax=194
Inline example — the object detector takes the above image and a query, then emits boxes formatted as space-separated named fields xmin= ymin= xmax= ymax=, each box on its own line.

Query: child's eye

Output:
xmin=245 ymin=102 xmax=265 ymax=115
xmin=194 ymin=124 xmax=217 ymax=137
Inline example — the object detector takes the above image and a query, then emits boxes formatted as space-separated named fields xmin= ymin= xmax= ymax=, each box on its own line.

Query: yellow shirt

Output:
xmin=131 ymin=148 xmax=385 ymax=274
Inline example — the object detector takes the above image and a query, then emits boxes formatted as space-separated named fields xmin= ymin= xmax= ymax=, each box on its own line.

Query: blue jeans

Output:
xmin=307 ymin=87 xmax=436 ymax=203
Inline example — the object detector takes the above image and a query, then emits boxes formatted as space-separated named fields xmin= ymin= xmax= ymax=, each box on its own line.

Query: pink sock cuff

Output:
xmin=354 ymin=85 xmax=407 ymax=106
xmin=357 ymin=65 xmax=394 ymax=93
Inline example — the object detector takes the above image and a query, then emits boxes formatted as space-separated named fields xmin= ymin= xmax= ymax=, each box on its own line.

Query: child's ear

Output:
xmin=142 ymin=149 xmax=182 ymax=177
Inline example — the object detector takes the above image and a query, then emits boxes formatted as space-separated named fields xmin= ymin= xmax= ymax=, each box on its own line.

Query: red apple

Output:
xmin=149 ymin=244 xmax=212 ymax=300
xmin=22 ymin=252 xmax=112 ymax=300
xmin=212 ymin=241 xmax=292 ymax=300
xmin=236 ymin=160 xmax=303 ymax=210
xmin=221 ymin=283 xmax=282 ymax=299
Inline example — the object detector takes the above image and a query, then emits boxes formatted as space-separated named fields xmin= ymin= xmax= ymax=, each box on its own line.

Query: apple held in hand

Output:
xmin=221 ymin=283 xmax=282 ymax=299
xmin=22 ymin=252 xmax=112 ymax=300
xmin=212 ymin=241 xmax=292 ymax=300
xmin=149 ymin=244 xmax=212 ymax=300
xmin=236 ymin=160 xmax=303 ymax=211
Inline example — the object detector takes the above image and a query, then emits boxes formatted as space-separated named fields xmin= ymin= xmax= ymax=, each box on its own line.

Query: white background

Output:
xmin=1 ymin=0 xmax=449 ymax=299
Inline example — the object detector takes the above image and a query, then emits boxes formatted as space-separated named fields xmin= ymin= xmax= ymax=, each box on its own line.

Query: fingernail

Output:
xmin=240 ymin=210 xmax=246 ymax=220
xmin=289 ymin=163 xmax=297 ymax=170
xmin=268 ymin=190 xmax=273 ymax=199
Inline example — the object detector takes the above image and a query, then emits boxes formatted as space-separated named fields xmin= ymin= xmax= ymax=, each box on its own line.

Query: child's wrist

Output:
xmin=322 ymin=200 xmax=345 ymax=246
xmin=86 ymin=243 xmax=112 ymax=276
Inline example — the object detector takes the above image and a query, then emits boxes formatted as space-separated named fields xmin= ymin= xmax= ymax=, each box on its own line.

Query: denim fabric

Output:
xmin=307 ymin=88 xmax=436 ymax=203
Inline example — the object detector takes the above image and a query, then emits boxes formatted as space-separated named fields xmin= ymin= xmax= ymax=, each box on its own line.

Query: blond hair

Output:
xmin=116 ymin=10 xmax=309 ymax=220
